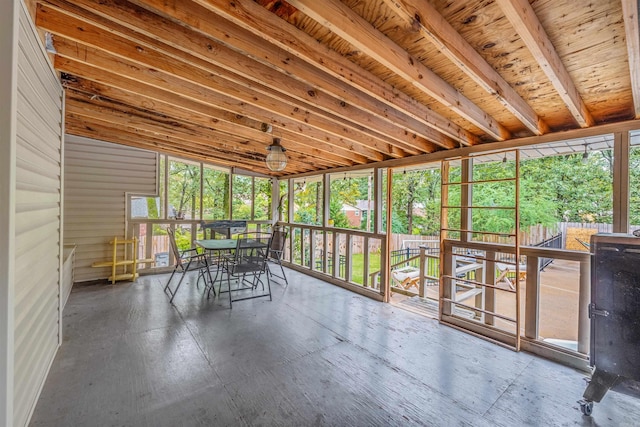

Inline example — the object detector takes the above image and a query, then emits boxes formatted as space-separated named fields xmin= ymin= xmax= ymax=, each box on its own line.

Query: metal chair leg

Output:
xmin=164 ymin=268 xmax=179 ymax=293
xmin=168 ymin=259 xmax=192 ymax=303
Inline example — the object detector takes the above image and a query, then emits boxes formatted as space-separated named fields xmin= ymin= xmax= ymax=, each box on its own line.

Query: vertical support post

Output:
xmin=374 ymin=168 xmax=383 ymax=235
xmin=0 ymin=0 xmax=17 ymax=424
xmin=460 ymin=158 xmax=472 ymax=242
xmin=441 ymin=240 xmax=453 ymax=317
xmin=229 ymin=170 xmax=234 ymax=220
xmin=379 ymin=235 xmax=387 ymax=294
xmin=440 ymin=161 xmax=450 ymax=314
xmin=366 ymin=173 xmax=372 ymax=232
xmin=289 ymin=227 xmax=295 ymax=265
xmin=323 ymin=230 xmax=329 ymax=273
xmin=332 ymin=232 xmax=338 ymax=278
xmin=613 ymin=131 xmax=630 ymax=233
xmin=271 ymin=177 xmax=279 ymax=225
xmin=383 ymin=169 xmax=393 ymax=302
xmin=514 ymin=150 xmax=521 ymax=351
xmin=363 ymin=236 xmax=369 ymax=287
xmin=323 ymin=174 xmax=330 ymax=228
xmin=288 ymin=178 xmax=294 ymax=224
xmin=199 ymin=163 xmax=204 ymax=219
xmin=145 ymin=222 xmax=153 ymax=262
xmin=419 ymin=247 xmax=426 ymax=298
xmin=309 ymin=229 xmax=316 ymax=271
xmin=524 ymin=256 xmax=540 ymax=339
xmin=250 ymin=176 xmax=255 ymax=220
xmin=440 ymin=161 xmax=450 ymax=240
xmin=300 ymin=228 xmax=306 ymax=268
xmin=345 ymin=234 xmax=353 ymax=282
xmin=485 ymin=251 xmax=496 ymax=326
xmin=578 ymin=256 xmax=591 ymax=354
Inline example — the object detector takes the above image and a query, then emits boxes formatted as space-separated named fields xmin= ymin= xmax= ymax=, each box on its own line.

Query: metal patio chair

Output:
xmin=219 ymin=232 xmax=272 ymax=308
xmin=164 ymin=228 xmax=214 ymax=303
xmin=267 ymin=227 xmax=289 ymax=286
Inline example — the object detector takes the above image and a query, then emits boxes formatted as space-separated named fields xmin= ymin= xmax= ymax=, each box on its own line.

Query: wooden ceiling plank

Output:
xmin=65 ymin=115 xmax=318 ymax=174
xmin=496 ymin=0 xmax=595 ymax=128
xmin=50 ymin=38 xmax=389 ymax=163
xmin=38 ymin=3 xmax=406 ymax=160
xmin=64 ymin=95 xmax=342 ymax=169
xmin=622 ymin=0 xmax=640 ymax=118
xmin=142 ymin=0 xmax=477 ymax=146
xmin=64 ymin=118 xmax=290 ymax=173
xmin=381 ymin=0 xmax=549 ymax=136
xmin=65 ymin=84 xmax=272 ymax=144
xmin=38 ymin=1 xmax=428 ymax=154
xmin=55 ymin=57 xmax=375 ymax=164
xmin=286 ymin=0 xmax=510 ymax=141
xmin=63 ymin=78 xmax=361 ymax=165
xmin=40 ymin=0 xmax=445 ymax=154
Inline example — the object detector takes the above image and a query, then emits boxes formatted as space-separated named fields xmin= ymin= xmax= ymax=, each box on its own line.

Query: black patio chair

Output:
xmin=267 ymin=227 xmax=288 ymax=286
xmin=163 ymin=228 xmax=214 ymax=303
xmin=219 ymin=232 xmax=272 ymax=308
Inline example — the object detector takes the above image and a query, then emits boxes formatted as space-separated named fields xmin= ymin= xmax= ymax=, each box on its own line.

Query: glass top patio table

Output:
xmin=194 ymin=239 xmax=237 ymax=251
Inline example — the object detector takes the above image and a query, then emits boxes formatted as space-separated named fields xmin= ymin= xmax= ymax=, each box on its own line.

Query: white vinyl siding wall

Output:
xmin=64 ymin=135 xmax=157 ymax=282
xmin=14 ymin=5 xmax=64 ymax=427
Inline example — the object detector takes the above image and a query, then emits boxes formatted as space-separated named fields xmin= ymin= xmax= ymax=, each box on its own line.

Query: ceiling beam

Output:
xmin=39 ymin=10 xmax=396 ymax=162
xmin=61 ymin=77 xmax=362 ymax=166
xmin=622 ymin=0 xmax=640 ymax=118
xmin=496 ymin=0 xmax=595 ymax=128
xmin=286 ymin=0 xmax=510 ymax=141
xmin=381 ymin=0 xmax=549 ymax=136
xmin=65 ymin=117 xmax=287 ymax=173
xmin=176 ymin=0 xmax=480 ymax=146
xmin=64 ymin=94 xmax=343 ymax=170
xmin=63 ymin=77 xmax=367 ymax=165
xmin=51 ymin=36 xmax=391 ymax=162
xmin=39 ymin=0 xmax=442 ymax=155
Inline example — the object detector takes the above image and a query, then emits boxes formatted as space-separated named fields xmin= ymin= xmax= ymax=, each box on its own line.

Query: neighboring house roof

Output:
xmin=355 ymin=200 xmax=375 ymax=211
xmin=341 ymin=203 xmax=361 ymax=212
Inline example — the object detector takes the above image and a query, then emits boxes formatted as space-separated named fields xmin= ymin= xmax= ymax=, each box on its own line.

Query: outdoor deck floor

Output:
xmin=30 ymin=266 xmax=639 ymax=426
xmin=392 ymin=258 xmax=583 ymax=344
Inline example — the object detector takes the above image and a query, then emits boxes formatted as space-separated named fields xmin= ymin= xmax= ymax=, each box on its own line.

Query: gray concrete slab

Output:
xmin=30 ymin=268 xmax=640 ymax=426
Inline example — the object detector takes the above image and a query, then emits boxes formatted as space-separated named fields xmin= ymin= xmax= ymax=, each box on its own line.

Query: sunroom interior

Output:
xmin=3 ymin=0 xmax=640 ymax=425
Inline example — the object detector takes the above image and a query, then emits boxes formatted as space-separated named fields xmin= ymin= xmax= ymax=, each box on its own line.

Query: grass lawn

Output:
xmin=350 ymin=253 xmax=381 ymax=285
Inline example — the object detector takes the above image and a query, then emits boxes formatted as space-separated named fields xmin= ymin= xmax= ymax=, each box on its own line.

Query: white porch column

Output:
xmin=0 ymin=0 xmax=18 ymax=425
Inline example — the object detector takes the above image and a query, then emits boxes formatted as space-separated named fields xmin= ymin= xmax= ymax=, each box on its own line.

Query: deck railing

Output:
xmin=277 ymin=222 xmax=387 ymax=300
xmin=440 ymin=239 xmax=590 ymax=369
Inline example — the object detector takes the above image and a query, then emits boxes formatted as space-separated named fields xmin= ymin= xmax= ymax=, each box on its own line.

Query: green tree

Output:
xmin=390 ymin=169 xmax=441 ymax=234
xmin=203 ymin=168 xmax=229 ymax=219
xmin=232 ymin=175 xmax=252 ymax=219
xmin=168 ymin=160 xmax=200 ymax=219
xmin=329 ymin=199 xmax=349 ymax=228
xmin=293 ymin=180 xmax=323 ymax=225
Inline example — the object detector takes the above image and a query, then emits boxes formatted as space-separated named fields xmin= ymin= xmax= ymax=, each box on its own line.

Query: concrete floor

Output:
xmin=31 ymin=268 xmax=639 ymax=426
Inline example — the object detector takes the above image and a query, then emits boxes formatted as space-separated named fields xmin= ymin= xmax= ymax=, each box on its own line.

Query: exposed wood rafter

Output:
xmin=622 ymin=0 xmax=640 ymax=118
xmin=496 ymin=0 xmax=595 ymax=128
xmin=381 ymin=0 xmax=549 ymax=136
xmin=287 ymin=0 xmax=511 ymax=140
xmin=29 ymin=0 xmax=637 ymax=175
xmin=188 ymin=0 xmax=480 ymax=146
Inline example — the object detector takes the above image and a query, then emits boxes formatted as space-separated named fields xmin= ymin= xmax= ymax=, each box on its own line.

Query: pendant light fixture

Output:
xmin=582 ymin=143 xmax=589 ymax=163
xmin=266 ymin=137 xmax=287 ymax=172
